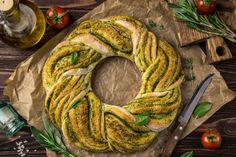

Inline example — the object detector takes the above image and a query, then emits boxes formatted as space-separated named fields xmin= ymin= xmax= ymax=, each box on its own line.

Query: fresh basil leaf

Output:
xmin=193 ymin=101 xmax=212 ymax=119
xmin=70 ymin=99 xmax=81 ymax=109
xmin=135 ymin=113 xmax=150 ymax=126
xmin=71 ymin=51 xmax=79 ymax=65
xmin=180 ymin=151 xmax=193 ymax=157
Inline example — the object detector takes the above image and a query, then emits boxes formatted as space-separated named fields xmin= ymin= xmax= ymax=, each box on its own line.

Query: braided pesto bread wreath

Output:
xmin=42 ymin=16 xmax=184 ymax=153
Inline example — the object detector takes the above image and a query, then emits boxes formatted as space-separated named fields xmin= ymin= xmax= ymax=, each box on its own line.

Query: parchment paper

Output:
xmin=3 ymin=0 xmax=235 ymax=157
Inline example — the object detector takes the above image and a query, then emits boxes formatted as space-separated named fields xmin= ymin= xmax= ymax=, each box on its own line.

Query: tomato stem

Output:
xmin=49 ymin=7 xmax=68 ymax=25
xmin=58 ymin=11 xmax=69 ymax=19
xmin=203 ymin=0 xmax=213 ymax=5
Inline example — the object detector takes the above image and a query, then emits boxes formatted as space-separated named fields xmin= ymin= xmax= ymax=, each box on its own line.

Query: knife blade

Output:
xmin=161 ymin=74 xmax=214 ymax=157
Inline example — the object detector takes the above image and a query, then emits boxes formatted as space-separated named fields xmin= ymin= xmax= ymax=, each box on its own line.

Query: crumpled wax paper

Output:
xmin=3 ymin=0 xmax=235 ymax=156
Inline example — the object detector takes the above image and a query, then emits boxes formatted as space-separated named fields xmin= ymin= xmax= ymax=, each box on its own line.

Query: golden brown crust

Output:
xmin=42 ymin=15 xmax=183 ymax=153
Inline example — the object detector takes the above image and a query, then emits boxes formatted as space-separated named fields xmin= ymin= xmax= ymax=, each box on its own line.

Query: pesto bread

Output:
xmin=42 ymin=16 xmax=184 ymax=153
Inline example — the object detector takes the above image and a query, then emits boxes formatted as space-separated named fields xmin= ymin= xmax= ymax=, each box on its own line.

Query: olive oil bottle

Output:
xmin=0 ymin=0 xmax=45 ymax=48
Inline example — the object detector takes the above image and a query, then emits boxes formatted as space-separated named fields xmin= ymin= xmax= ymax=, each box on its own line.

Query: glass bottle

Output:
xmin=0 ymin=0 xmax=46 ymax=48
xmin=0 ymin=101 xmax=25 ymax=137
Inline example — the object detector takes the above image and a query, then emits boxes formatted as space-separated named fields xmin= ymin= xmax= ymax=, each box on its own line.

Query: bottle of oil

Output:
xmin=0 ymin=0 xmax=46 ymax=48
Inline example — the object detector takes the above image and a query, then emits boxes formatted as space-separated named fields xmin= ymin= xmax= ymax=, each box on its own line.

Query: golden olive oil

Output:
xmin=0 ymin=0 xmax=45 ymax=48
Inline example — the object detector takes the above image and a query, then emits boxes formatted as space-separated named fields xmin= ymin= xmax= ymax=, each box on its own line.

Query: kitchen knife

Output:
xmin=161 ymin=74 xmax=214 ymax=157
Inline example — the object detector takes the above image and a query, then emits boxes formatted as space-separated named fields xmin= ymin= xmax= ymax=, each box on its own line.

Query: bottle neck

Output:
xmin=0 ymin=0 xmax=36 ymax=38
xmin=0 ymin=0 xmax=19 ymax=13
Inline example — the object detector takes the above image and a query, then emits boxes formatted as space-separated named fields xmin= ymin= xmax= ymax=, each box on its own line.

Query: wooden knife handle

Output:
xmin=161 ymin=122 xmax=186 ymax=157
xmin=206 ymin=36 xmax=232 ymax=63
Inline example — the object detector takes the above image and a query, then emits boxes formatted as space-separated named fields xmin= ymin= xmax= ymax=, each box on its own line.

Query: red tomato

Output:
xmin=201 ymin=129 xmax=222 ymax=149
xmin=46 ymin=6 xmax=70 ymax=29
xmin=195 ymin=0 xmax=216 ymax=15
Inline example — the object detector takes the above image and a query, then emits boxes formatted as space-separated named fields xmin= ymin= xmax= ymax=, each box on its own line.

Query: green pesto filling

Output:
xmin=65 ymin=115 xmax=78 ymax=142
xmin=151 ymin=48 xmax=169 ymax=91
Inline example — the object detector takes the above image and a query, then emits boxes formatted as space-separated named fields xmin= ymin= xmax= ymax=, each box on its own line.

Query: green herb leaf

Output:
xmin=159 ymin=24 xmax=166 ymax=30
xmin=180 ymin=151 xmax=193 ymax=157
xmin=70 ymin=99 xmax=81 ymax=109
xmin=185 ymin=75 xmax=196 ymax=81
xmin=42 ymin=117 xmax=54 ymax=139
xmin=148 ymin=19 xmax=165 ymax=30
xmin=184 ymin=58 xmax=196 ymax=82
xmin=168 ymin=3 xmax=181 ymax=11
xmin=193 ymin=101 xmax=212 ymax=118
xmin=135 ymin=113 xmax=150 ymax=126
xmin=148 ymin=19 xmax=157 ymax=28
xmin=71 ymin=51 xmax=79 ymax=65
xmin=167 ymin=0 xmax=236 ymax=42
xmin=185 ymin=58 xmax=193 ymax=69
xmin=31 ymin=127 xmax=44 ymax=142
xmin=31 ymin=117 xmax=75 ymax=157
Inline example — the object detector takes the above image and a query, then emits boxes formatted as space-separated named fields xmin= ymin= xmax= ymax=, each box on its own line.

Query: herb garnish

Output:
xmin=148 ymin=19 xmax=166 ymax=30
xmin=148 ymin=19 xmax=157 ymax=28
xmin=180 ymin=151 xmax=193 ymax=157
xmin=71 ymin=51 xmax=80 ymax=65
xmin=70 ymin=99 xmax=81 ymax=109
xmin=135 ymin=113 xmax=151 ymax=126
xmin=184 ymin=58 xmax=196 ymax=81
xmin=167 ymin=0 xmax=236 ymax=42
xmin=31 ymin=117 xmax=76 ymax=157
xmin=193 ymin=101 xmax=212 ymax=118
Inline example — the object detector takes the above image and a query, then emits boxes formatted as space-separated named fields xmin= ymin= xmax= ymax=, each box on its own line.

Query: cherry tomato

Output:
xmin=46 ymin=6 xmax=70 ymax=29
xmin=201 ymin=129 xmax=222 ymax=149
xmin=195 ymin=0 xmax=216 ymax=15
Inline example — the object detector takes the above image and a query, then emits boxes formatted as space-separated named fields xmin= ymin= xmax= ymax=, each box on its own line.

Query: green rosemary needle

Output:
xmin=168 ymin=0 xmax=236 ymax=42
xmin=31 ymin=117 xmax=75 ymax=157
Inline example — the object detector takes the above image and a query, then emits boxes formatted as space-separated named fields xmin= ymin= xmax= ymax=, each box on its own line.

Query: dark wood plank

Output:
xmin=0 ymin=0 xmax=236 ymax=157
xmin=0 ymin=1 xmax=104 ymax=156
xmin=0 ymin=126 xmax=47 ymax=157
xmin=173 ymin=99 xmax=236 ymax=157
xmin=217 ymin=0 xmax=236 ymax=10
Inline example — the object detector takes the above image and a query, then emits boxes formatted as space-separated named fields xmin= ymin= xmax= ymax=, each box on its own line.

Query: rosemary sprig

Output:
xmin=180 ymin=151 xmax=193 ymax=157
xmin=31 ymin=117 xmax=75 ymax=157
xmin=167 ymin=0 xmax=236 ymax=42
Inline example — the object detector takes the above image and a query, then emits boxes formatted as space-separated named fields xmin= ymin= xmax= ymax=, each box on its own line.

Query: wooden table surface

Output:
xmin=0 ymin=0 xmax=236 ymax=157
